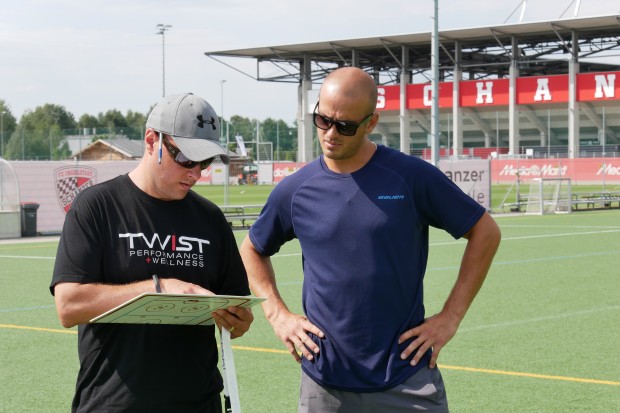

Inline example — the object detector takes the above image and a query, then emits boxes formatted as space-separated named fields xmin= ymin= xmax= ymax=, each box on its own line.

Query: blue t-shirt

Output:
xmin=249 ymin=145 xmax=485 ymax=392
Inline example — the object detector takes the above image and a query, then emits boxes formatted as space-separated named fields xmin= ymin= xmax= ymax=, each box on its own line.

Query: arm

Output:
xmin=55 ymin=278 xmax=253 ymax=337
xmin=54 ymin=278 xmax=223 ymax=327
xmin=239 ymin=235 xmax=324 ymax=363
xmin=399 ymin=212 xmax=501 ymax=368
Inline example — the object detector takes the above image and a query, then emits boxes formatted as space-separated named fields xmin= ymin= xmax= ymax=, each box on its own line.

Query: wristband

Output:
xmin=152 ymin=274 xmax=161 ymax=293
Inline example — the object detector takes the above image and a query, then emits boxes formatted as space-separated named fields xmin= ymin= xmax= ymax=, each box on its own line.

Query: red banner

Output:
xmin=516 ymin=75 xmax=569 ymax=104
xmin=375 ymin=71 xmax=620 ymax=111
xmin=459 ymin=78 xmax=510 ymax=107
xmin=491 ymin=158 xmax=620 ymax=184
xmin=376 ymin=86 xmax=400 ymax=111
xmin=407 ymin=83 xmax=453 ymax=109
xmin=577 ymin=72 xmax=619 ymax=102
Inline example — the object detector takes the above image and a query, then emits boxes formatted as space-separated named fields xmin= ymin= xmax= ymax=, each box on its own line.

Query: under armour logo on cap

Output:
xmin=197 ymin=115 xmax=216 ymax=130
xmin=146 ymin=93 xmax=230 ymax=164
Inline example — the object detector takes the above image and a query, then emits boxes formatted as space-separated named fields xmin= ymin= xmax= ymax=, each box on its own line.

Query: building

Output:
xmin=205 ymin=14 xmax=620 ymax=162
xmin=72 ymin=137 xmax=144 ymax=161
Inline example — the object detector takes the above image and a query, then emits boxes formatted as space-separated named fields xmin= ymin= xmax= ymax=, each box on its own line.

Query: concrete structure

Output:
xmin=73 ymin=137 xmax=144 ymax=161
xmin=205 ymin=14 xmax=620 ymax=162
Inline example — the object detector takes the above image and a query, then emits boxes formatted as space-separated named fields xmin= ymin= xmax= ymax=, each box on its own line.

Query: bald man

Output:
xmin=240 ymin=67 xmax=501 ymax=412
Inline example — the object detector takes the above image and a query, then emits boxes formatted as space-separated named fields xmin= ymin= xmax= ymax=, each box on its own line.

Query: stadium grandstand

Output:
xmin=205 ymin=13 xmax=620 ymax=163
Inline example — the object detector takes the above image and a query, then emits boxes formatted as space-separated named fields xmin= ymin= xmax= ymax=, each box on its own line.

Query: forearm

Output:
xmin=441 ymin=212 xmax=501 ymax=325
xmin=54 ymin=276 xmax=213 ymax=328
xmin=397 ymin=213 xmax=500 ymax=368
xmin=54 ymin=279 xmax=156 ymax=328
xmin=239 ymin=236 xmax=290 ymax=323
xmin=240 ymin=235 xmax=324 ymax=362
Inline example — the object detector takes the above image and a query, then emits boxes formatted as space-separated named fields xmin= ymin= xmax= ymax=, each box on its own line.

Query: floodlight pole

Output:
xmin=156 ymin=24 xmax=172 ymax=97
xmin=221 ymin=80 xmax=229 ymax=205
xmin=0 ymin=110 xmax=6 ymax=159
xmin=430 ymin=0 xmax=440 ymax=165
xmin=0 ymin=110 xmax=4 ymax=210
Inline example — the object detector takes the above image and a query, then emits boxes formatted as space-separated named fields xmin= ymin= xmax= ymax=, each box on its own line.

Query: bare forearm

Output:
xmin=442 ymin=212 xmax=501 ymax=324
xmin=240 ymin=235 xmax=324 ymax=362
xmin=240 ymin=236 xmax=289 ymax=323
xmin=54 ymin=280 xmax=156 ymax=327
xmin=397 ymin=213 xmax=500 ymax=368
xmin=54 ymin=277 xmax=213 ymax=328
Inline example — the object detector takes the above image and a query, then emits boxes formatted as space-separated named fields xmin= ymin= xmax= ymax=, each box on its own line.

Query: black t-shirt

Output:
xmin=51 ymin=174 xmax=249 ymax=412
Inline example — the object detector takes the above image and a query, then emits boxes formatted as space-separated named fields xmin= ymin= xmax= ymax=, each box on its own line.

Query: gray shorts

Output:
xmin=298 ymin=366 xmax=449 ymax=413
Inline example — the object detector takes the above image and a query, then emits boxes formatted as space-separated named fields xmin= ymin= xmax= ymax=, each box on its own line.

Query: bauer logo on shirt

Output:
xmin=118 ymin=232 xmax=209 ymax=268
xmin=54 ymin=166 xmax=97 ymax=214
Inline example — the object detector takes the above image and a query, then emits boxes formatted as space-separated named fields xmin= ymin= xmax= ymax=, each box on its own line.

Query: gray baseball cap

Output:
xmin=146 ymin=93 xmax=230 ymax=164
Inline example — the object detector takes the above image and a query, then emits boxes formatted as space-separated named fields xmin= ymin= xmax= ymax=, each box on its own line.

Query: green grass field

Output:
xmin=191 ymin=183 xmax=620 ymax=214
xmin=1 ymin=186 xmax=619 ymax=412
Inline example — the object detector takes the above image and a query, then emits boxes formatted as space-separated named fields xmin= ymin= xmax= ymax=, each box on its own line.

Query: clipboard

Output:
xmin=90 ymin=293 xmax=265 ymax=325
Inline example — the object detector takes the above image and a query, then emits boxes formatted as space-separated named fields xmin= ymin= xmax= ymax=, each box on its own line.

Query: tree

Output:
xmin=223 ymin=115 xmax=298 ymax=161
xmin=258 ymin=118 xmax=298 ymax=161
xmin=1 ymin=97 xmax=299 ymax=160
xmin=5 ymin=104 xmax=75 ymax=160
xmin=0 ymin=100 xmax=17 ymax=159
xmin=228 ymin=115 xmax=254 ymax=143
xmin=93 ymin=109 xmax=146 ymax=140
xmin=98 ymin=109 xmax=128 ymax=134
xmin=78 ymin=114 xmax=99 ymax=130
xmin=125 ymin=110 xmax=147 ymax=140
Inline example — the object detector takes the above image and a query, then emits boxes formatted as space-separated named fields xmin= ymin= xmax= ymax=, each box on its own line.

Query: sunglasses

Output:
xmin=312 ymin=102 xmax=374 ymax=136
xmin=161 ymin=135 xmax=214 ymax=170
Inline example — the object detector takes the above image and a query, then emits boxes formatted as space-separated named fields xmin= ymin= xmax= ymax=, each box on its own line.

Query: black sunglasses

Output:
xmin=161 ymin=135 xmax=214 ymax=170
xmin=312 ymin=102 xmax=374 ymax=136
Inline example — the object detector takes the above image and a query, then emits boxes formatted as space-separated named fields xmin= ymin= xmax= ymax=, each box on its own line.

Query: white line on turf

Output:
xmin=459 ymin=305 xmax=620 ymax=333
xmin=0 ymin=255 xmax=54 ymax=260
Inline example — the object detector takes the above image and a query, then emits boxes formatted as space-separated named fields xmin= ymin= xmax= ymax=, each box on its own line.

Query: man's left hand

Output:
xmin=397 ymin=312 xmax=459 ymax=368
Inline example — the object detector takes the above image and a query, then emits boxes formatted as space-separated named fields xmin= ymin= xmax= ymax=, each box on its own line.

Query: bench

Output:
xmin=220 ymin=204 xmax=263 ymax=228
xmin=500 ymin=196 xmax=529 ymax=213
xmin=501 ymin=192 xmax=620 ymax=213
xmin=572 ymin=192 xmax=620 ymax=210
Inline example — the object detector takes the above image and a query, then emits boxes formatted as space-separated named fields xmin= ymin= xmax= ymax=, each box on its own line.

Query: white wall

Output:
xmin=10 ymin=160 xmax=139 ymax=234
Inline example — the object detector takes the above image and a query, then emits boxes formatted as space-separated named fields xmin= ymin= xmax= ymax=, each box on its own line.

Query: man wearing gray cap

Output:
xmin=51 ymin=93 xmax=253 ymax=412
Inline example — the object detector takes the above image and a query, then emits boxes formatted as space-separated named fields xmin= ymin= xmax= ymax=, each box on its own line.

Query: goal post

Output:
xmin=525 ymin=178 xmax=572 ymax=215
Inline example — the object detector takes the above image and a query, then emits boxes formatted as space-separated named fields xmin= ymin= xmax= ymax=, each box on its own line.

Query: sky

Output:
xmin=1 ymin=0 xmax=618 ymax=125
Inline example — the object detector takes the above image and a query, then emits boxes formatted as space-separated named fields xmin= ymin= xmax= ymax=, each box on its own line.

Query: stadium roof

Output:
xmin=205 ymin=14 xmax=620 ymax=158
xmin=205 ymin=14 xmax=620 ymax=84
